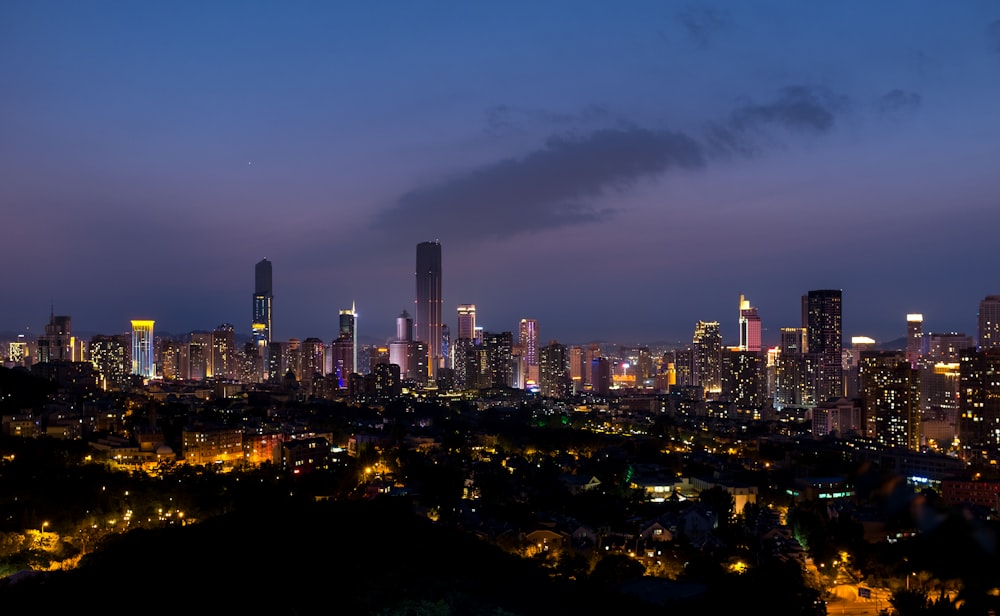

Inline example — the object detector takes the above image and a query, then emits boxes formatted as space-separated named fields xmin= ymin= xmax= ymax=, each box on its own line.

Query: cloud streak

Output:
xmin=371 ymin=127 xmax=705 ymax=242
xmin=373 ymin=85 xmax=854 ymax=244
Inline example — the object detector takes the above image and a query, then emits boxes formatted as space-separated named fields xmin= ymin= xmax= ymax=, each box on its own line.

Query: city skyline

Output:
xmin=3 ymin=2 xmax=999 ymax=345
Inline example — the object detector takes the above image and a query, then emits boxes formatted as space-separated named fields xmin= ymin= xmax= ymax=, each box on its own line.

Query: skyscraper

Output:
xmin=456 ymin=304 xmax=476 ymax=341
xmin=803 ymin=289 xmax=843 ymax=402
xmin=131 ymin=319 xmax=155 ymax=379
xmin=693 ymin=321 xmax=722 ymax=394
xmin=252 ymin=258 xmax=273 ymax=380
xmin=977 ymin=295 xmax=1000 ymax=350
xmin=519 ymin=318 xmax=539 ymax=387
xmin=415 ymin=241 xmax=442 ymax=379
xmin=37 ymin=311 xmax=73 ymax=364
xmin=738 ymin=294 xmax=761 ymax=353
xmin=906 ymin=314 xmax=924 ymax=368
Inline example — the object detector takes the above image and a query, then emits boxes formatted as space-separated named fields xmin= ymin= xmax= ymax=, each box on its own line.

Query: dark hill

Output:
xmin=0 ymin=497 xmax=668 ymax=616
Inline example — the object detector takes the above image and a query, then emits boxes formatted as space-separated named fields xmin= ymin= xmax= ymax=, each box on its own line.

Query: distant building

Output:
xmin=803 ymin=289 xmax=843 ymax=402
xmin=415 ymin=241 xmax=443 ymax=379
xmin=252 ymin=258 xmax=273 ymax=381
xmin=860 ymin=350 xmax=920 ymax=450
xmin=738 ymin=294 xmax=762 ymax=352
xmin=906 ymin=314 xmax=924 ymax=368
xmin=958 ymin=348 xmax=1000 ymax=460
xmin=693 ymin=321 xmax=722 ymax=395
xmin=539 ymin=341 xmax=571 ymax=399
xmin=131 ymin=320 xmax=155 ymax=379
xmin=978 ymin=295 xmax=1000 ymax=350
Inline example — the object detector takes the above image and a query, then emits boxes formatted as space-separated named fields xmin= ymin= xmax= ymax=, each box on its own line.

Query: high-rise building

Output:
xmin=482 ymin=331 xmax=513 ymax=388
xmin=906 ymin=314 xmax=924 ymax=368
xmin=457 ymin=304 xmax=476 ymax=341
xmin=131 ymin=320 xmax=155 ymax=379
xmin=415 ymin=241 xmax=442 ymax=379
xmin=90 ymin=334 xmax=130 ymax=390
xmin=339 ymin=303 xmax=357 ymax=372
xmin=723 ymin=348 xmax=765 ymax=414
xmin=252 ymin=258 xmax=273 ymax=379
xmin=803 ymin=289 xmax=843 ymax=402
xmin=37 ymin=311 xmax=73 ymax=364
xmin=958 ymin=348 xmax=1000 ymax=460
xmin=774 ymin=327 xmax=808 ymax=408
xmin=539 ymin=341 xmax=571 ymax=399
xmin=978 ymin=296 xmax=1000 ymax=350
xmin=926 ymin=332 xmax=974 ymax=361
xmin=519 ymin=318 xmax=539 ymax=388
xmin=859 ymin=350 xmax=920 ymax=450
xmin=693 ymin=321 xmax=722 ymax=395
xmin=212 ymin=323 xmax=236 ymax=380
xmin=738 ymin=294 xmax=762 ymax=352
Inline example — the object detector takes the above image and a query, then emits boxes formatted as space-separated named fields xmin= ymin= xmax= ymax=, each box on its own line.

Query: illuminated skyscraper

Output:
xmin=212 ymin=323 xmax=236 ymax=380
xmin=860 ymin=350 xmax=920 ymax=451
xmin=37 ymin=311 xmax=73 ymax=364
xmin=738 ymin=294 xmax=761 ymax=353
xmin=906 ymin=314 xmax=924 ymax=368
xmin=252 ymin=258 xmax=273 ymax=379
xmin=693 ymin=321 xmax=722 ymax=394
xmin=977 ymin=296 xmax=1000 ymax=350
xmin=415 ymin=241 xmax=442 ymax=379
xmin=332 ymin=304 xmax=357 ymax=388
xmin=131 ymin=320 xmax=155 ymax=379
xmin=457 ymin=304 xmax=476 ymax=340
xmin=519 ymin=318 xmax=539 ymax=387
xmin=803 ymin=289 xmax=843 ymax=402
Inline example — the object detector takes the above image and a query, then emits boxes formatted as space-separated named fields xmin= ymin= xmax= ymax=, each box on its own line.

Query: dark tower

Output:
xmin=252 ymin=258 xmax=273 ymax=381
xmin=415 ymin=241 xmax=442 ymax=380
xmin=803 ymin=289 xmax=843 ymax=402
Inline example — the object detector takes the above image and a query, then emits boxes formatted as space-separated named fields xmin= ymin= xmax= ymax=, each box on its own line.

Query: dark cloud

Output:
xmin=706 ymin=86 xmax=851 ymax=156
xmin=675 ymin=4 xmax=729 ymax=48
xmin=372 ymin=128 xmax=705 ymax=242
xmin=878 ymin=89 xmax=922 ymax=114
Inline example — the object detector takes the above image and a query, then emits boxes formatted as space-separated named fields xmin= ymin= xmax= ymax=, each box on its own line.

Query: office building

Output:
xmin=37 ymin=311 xmax=73 ymax=364
xmin=131 ymin=320 xmax=155 ymax=379
xmin=906 ymin=314 xmax=924 ymax=368
xmin=539 ymin=341 xmax=571 ymax=399
xmin=212 ymin=323 xmax=236 ymax=380
xmin=457 ymin=304 xmax=476 ymax=341
xmin=926 ymin=332 xmax=974 ymax=361
xmin=978 ymin=296 xmax=1000 ymax=350
xmin=859 ymin=350 xmax=920 ymax=451
xmin=252 ymin=258 xmax=273 ymax=380
xmin=803 ymin=289 xmax=843 ymax=402
xmin=738 ymin=294 xmax=762 ymax=353
xmin=415 ymin=241 xmax=443 ymax=379
xmin=958 ymin=348 xmax=1000 ymax=460
xmin=519 ymin=318 xmax=539 ymax=388
xmin=693 ymin=321 xmax=722 ymax=395
xmin=90 ymin=334 xmax=131 ymax=390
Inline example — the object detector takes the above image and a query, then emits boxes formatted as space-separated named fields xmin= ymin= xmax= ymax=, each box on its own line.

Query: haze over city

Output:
xmin=3 ymin=1 xmax=999 ymax=345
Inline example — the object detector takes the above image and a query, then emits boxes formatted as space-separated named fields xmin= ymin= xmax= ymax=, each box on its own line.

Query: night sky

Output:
xmin=3 ymin=1 xmax=999 ymax=348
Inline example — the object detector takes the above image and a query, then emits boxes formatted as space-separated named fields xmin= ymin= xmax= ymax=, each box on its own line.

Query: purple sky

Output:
xmin=2 ymin=1 xmax=999 ymax=347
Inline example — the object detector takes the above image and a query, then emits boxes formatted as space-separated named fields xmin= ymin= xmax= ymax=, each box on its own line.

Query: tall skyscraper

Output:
xmin=693 ymin=321 xmax=722 ymax=394
xmin=738 ymin=294 xmax=761 ymax=353
xmin=978 ymin=295 xmax=1000 ymax=350
xmin=131 ymin=320 xmax=155 ymax=379
xmin=252 ymin=258 xmax=273 ymax=380
xmin=415 ymin=241 xmax=442 ymax=379
xmin=332 ymin=304 xmax=357 ymax=388
xmin=339 ymin=303 xmax=357 ymax=373
xmin=803 ymin=289 xmax=843 ymax=402
xmin=37 ymin=310 xmax=73 ymax=364
xmin=456 ymin=304 xmax=476 ymax=341
xmin=860 ymin=350 xmax=920 ymax=451
xmin=519 ymin=318 xmax=540 ymax=387
xmin=906 ymin=314 xmax=924 ymax=368
xmin=212 ymin=323 xmax=236 ymax=380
